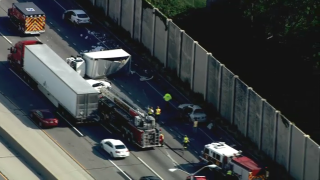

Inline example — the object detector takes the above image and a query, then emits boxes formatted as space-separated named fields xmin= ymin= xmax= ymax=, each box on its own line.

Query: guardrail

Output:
xmin=85 ymin=0 xmax=320 ymax=179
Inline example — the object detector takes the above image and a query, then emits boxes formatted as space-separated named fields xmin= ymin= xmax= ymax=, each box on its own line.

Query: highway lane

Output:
xmin=0 ymin=0 xmax=192 ymax=179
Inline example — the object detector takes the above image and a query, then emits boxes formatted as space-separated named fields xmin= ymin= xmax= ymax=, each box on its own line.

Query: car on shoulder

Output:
xmin=62 ymin=9 xmax=90 ymax=25
xmin=177 ymin=104 xmax=207 ymax=123
xmin=86 ymin=79 xmax=112 ymax=93
xmin=30 ymin=109 xmax=58 ymax=128
xmin=100 ymin=139 xmax=129 ymax=158
xmin=140 ymin=176 xmax=161 ymax=180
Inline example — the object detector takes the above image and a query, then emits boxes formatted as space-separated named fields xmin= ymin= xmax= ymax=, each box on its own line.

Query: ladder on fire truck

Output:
xmin=100 ymin=87 xmax=160 ymax=147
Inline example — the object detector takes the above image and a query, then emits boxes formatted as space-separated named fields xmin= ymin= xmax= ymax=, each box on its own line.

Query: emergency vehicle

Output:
xmin=199 ymin=142 xmax=268 ymax=180
xmin=8 ymin=2 xmax=46 ymax=34
xmin=98 ymin=87 xmax=161 ymax=148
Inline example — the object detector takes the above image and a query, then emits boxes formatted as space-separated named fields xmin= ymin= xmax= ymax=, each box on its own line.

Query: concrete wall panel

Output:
xmin=153 ymin=10 xmax=168 ymax=66
xmin=133 ymin=0 xmax=142 ymax=41
xmin=233 ymin=78 xmax=248 ymax=135
xmin=120 ymin=0 xmax=134 ymax=37
xmin=108 ymin=0 xmax=121 ymax=25
xmin=193 ymin=43 xmax=208 ymax=96
xmin=289 ymin=125 xmax=307 ymax=180
xmin=141 ymin=5 xmax=155 ymax=54
xmin=276 ymin=114 xmax=292 ymax=170
xmin=261 ymin=101 xmax=277 ymax=158
xmin=95 ymin=0 xmax=108 ymax=15
xmin=180 ymin=32 xmax=195 ymax=84
xmin=206 ymin=55 xmax=221 ymax=108
xmin=304 ymin=137 xmax=320 ymax=180
xmin=167 ymin=21 xmax=182 ymax=74
xmin=220 ymin=66 xmax=235 ymax=122
xmin=247 ymin=89 xmax=263 ymax=146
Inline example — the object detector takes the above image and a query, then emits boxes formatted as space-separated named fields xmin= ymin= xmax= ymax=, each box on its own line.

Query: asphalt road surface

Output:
xmin=0 ymin=0 xmax=207 ymax=179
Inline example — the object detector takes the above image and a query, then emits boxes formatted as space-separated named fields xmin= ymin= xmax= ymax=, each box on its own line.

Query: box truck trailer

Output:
xmin=65 ymin=49 xmax=131 ymax=79
xmin=7 ymin=41 xmax=100 ymax=123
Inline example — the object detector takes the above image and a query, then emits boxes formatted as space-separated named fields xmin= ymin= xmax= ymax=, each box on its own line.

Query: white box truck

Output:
xmin=8 ymin=41 xmax=100 ymax=123
xmin=65 ymin=49 xmax=131 ymax=78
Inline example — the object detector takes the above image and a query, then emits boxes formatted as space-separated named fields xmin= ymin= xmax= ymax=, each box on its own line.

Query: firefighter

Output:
xmin=159 ymin=133 xmax=164 ymax=146
xmin=226 ymin=170 xmax=233 ymax=180
xmin=183 ymin=135 xmax=189 ymax=149
xmin=163 ymin=93 xmax=172 ymax=109
xmin=148 ymin=107 xmax=154 ymax=116
xmin=155 ymin=106 xmax=161 ymax=123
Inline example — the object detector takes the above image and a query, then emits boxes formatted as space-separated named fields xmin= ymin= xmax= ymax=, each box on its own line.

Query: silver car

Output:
xmin=178 ymin=104 xmax=207 ymax=122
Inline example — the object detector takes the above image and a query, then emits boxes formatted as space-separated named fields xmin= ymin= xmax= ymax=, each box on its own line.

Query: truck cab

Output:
xmin=8 ymin=40 xmax=42 ymax=69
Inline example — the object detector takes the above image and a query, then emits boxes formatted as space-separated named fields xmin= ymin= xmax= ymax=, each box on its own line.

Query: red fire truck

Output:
xmin=98 ymin=87 xmax=161 ymax=148
xmin=8 ymin=2 xmax=46 ymax=34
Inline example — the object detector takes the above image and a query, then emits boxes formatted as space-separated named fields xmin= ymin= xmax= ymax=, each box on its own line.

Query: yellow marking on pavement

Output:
xmin=40 ymin=130 xmax=93 ymax=176
xmin=0 ymin=171 xmax=8 ymax=180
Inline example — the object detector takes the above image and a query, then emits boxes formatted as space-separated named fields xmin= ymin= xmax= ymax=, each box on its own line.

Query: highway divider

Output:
xmin=0 ymin=126 xmax=57 ymax=180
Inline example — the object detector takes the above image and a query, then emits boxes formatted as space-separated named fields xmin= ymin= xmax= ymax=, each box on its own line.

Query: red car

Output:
xmin=30 ymin=109 xmax=58 ymax=128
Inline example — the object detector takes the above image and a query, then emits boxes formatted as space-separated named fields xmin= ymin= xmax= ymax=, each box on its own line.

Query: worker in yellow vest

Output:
xmin=148 ymin=107 xmax=154 ymax=116
xmin=155 ymin=106 xmax=161 ymax=123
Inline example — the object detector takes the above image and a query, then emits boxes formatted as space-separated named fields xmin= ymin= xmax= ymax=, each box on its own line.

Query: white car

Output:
xmin=178 ymin=104 xmax=207 ymax=123
xmin=62 ymin=9 xmax=90 ymax=25
xmin=86 ymin=79 xmax=111 ymax=92
xmin=100 ymin=139 xmax=130 ymax=158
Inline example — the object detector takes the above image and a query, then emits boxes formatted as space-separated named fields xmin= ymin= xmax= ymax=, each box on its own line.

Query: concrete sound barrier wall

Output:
xmin=233 ymin=78 xmax=249 ymax=136
xmin=192 ymin=43 xmax=209 ymax=98
xmin=133 ymin=0 xmax=142 ymax=41
xmin=304 ymin=137 xmax=320 ymax=180
xmin=219 ymin=66 xmax=236 ymax=123
xmin=120 ymin=0 xmax=135 ymax=37
xmin=153 ymin=10 xmax=169 ymax=66
xmin=95 ymin=0 xmax=108 ymax=15
xmin=108 ymin=0 xmax=121 ymax=25
xmin=275 ymin=114 xmax=292 ymax=170
xmin=180 ymin=31 xmax=195 ymax=85
xmin=141 ymin=2 xmax=156 ymax=55
xmin=289 ymin=126 xmax=308 ymax=180
xmin=167 ymin=21 xmax=182 ymax=75
xmin=206 ymin=55 xmax=222 ymax=110
xmin=261 ymin=102 xmax=277 ymax=158
xmin=247 ymin=90 xmax=264 ymax=147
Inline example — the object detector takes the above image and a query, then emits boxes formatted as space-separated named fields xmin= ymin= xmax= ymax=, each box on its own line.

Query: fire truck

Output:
xmin=98 ymin=87 xmax=161 ymax=148
xmin=199 ymin=142 xmax=268 ymax=180
xmin=8 ymin=2 xmax=46 ymax=34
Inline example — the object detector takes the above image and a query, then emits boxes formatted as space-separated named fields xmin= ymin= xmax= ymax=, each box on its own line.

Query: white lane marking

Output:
xmin=65 ymin=36 xmax=68 ymax=38
xmin=137 ymin=100 xmax=140 ymax=102
xmin=0 ymin=32 xmax=12 ymax=44
xmin=128 ymin=92 xmax=131 ymax=95
xmin=73 ymin=43 xmax=76 ymax=45
xmin=137 ymin=157 xmax=163 ymax=180
xmin=9 ymin=68 xmax=34 ymax=90
xmin=169 ymin=128 xmax=173 ymax=132
xmin=199 ymin=128 xmax=214 ymax=141
xmin=120 ymin=85 xmax=123 ymax=88
xmin=57 ymin=29 xmax=60 ymax=31
xmin=162 ymin=147 xmax=186 ymax=171
xmin=56 ymin=112 xmax=84 ymax=137
xmin=35 ymin=37 xmax=41 ymax=42
xmin=108 ymin=159 xmax=132 ymax=180
xmin=100 ymin=124 xmax=112 ymax=133
xmin=53 ymin=0 xmax=66 ymax=10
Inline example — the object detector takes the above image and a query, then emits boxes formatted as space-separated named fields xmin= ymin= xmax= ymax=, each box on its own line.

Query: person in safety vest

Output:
xmin=183 ymin=135 xmax=189 ymax=149
xmin=159 ymin=133 xmax=164 ymax=146
xmin=148 ymin=107 xmax=154 ymax=116
xmin=155 ymin=106 xmax=161 ymax=122
xmin=163 ymin=93 xmax=172 ymax=109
